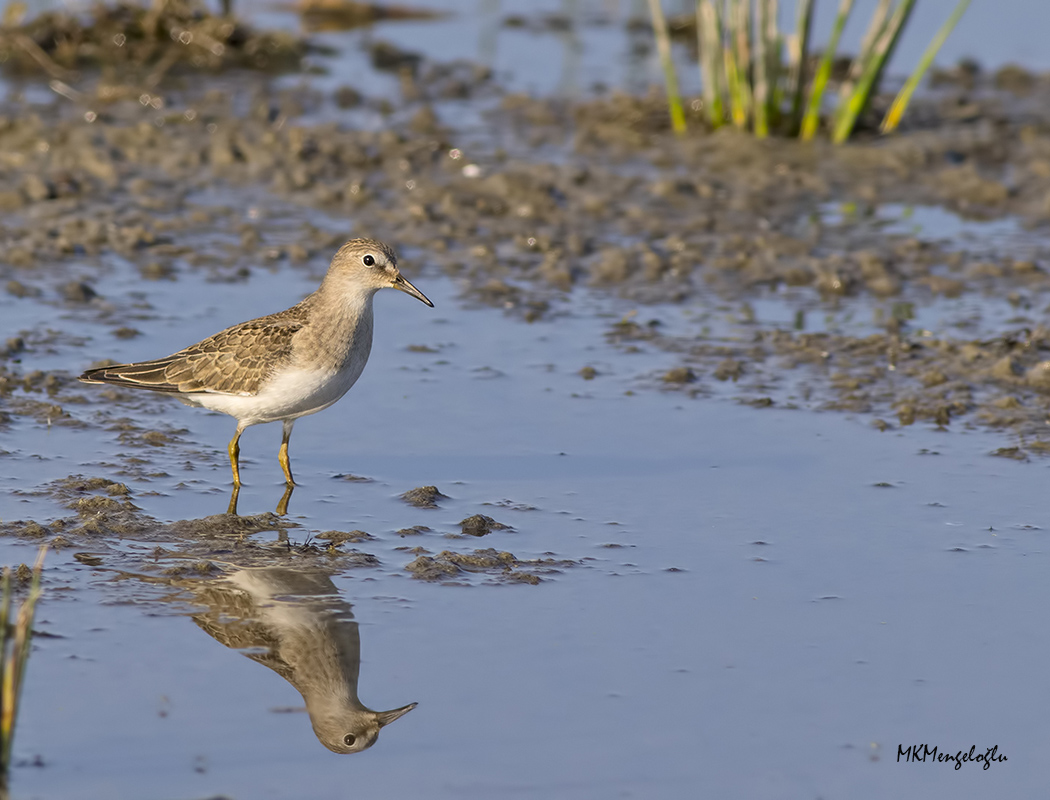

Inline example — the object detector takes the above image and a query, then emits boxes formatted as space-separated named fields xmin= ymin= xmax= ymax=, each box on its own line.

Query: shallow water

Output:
xmin=257 ymin=0 xmax=1050 ymax=97
xmin=14 ymin=0 xmax=1047 ymax=104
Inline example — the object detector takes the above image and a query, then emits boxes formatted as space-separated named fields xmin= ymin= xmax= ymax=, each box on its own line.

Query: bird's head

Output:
xmin=327 ymin=238 xmax=433 ymax=307
xmin=313 ymin=701 xmax=419 ymax=754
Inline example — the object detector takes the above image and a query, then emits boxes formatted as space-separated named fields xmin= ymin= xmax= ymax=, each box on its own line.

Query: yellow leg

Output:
xmin=228 ymin=425 xmax=245 ymax=487
xmin=276 ymin=484 xmax=293 ymax=516
xmin=279 ymin=420 xmax=296 ymax=486
xmin=226 ymin=484 xmax=240 ymax=516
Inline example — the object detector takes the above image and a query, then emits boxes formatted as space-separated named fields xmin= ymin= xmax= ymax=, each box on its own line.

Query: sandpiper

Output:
xmin=80 ymin=238 xmax=432 ymax=489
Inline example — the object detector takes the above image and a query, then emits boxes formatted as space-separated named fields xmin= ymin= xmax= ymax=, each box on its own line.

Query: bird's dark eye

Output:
xmin=363 ymin=255 xmax=375 ymax=267
xmin=343 ymin=734 xmax=356 ymax=747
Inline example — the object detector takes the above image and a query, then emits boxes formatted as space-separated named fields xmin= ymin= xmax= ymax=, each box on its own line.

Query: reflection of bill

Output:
xmin=190 ymin=567 xmax=416 ymax=753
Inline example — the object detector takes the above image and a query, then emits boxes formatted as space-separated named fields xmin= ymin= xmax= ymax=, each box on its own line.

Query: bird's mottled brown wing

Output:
xmin=80 ymin=304 xmax=307 ymax=396
xmin=189 ymin=585 xmax=296 ymax=682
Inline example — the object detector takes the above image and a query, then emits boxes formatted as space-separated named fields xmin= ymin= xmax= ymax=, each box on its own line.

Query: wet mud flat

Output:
xmin=2 ymin=9 xmax=1050 ymax=797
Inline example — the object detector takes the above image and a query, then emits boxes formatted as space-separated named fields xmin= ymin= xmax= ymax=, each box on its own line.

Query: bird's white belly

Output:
xmin=186 ymin=361 xmax=366 ymax=425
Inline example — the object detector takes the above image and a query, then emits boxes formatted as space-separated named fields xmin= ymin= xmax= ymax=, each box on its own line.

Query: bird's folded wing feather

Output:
xmin=80 ymin=313 xmax=304 ymax=396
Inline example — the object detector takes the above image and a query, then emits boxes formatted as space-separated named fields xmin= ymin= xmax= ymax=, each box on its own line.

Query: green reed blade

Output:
xmin=723 ymin=0 xmax=743 ymax=127
xmin=697 ymin=0 xmax=725 ymax=127
xmin=787 ymin=0 xmax=814 ymax=133
xmin=647 ymin=0 xmax=687 ymax=135
xmin=839 ymin=0 xmax=891 ymax=102
xmin=800 ymin=0 xmax=854 ymax=141
xmin=754 ymin=0 xmax=772 ymax=136
xmin=726 ymin=0 xmax=753 ymax=128
xmin=881 ymin=0 xmax=971 ymax=134
xmin=766 ymin=0 xmax=783 ymax=129
xmin=1 ymin=549 xmax=46 ymax=779
xmin=0 ymin=568 xmax=12 ymax=773
xmin=0 ymin=570 xmax=9 ymax=652
xmin=735 ymin=0 xmax=753 ymax=122
xmin=831 ymin=0 xmax=915 ymax=143
xmin=11 ymin=551 xmax=44 ymax=725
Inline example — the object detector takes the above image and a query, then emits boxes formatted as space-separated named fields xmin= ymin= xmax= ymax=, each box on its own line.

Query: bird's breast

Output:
xmin=250 ymin=356 xmax=368 ymax=423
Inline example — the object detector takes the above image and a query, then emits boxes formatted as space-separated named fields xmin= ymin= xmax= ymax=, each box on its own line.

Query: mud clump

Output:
xmin=404 ymin=554 xmax=460 ymax=580
xmin=316 ymin=529 xmax=374 ymax=544
xmin=713 ymin=359 xmax=743 ymax=382
xmin=6 ymin=280 xmax=41 ymax=299
xmin=662 ymin=367 xmax=696 ymax=385
xmin=162 ymin=560 xmax=217 ymax=577
xmin=168 ymin=512 xmax=289 ymax=537
xmin=400 ymin=485 xmax=448 ymax=509
xmin=333 ymin=473 xmax=373 ymax=482
xmin=46 ymin=475 xmax=133 ymax=507
xmin=341 ymin=550 xmax=382 ymax=567
xmin=140 ymin=431 xmax=175 ymax=447
xmin=405 ymin=548 xmax=571 ymax=584
xmin=460 ymin=514 xmax=510 ymax=537
xmin=72 ymin=495 xmax=131 ymax=515
xmin=397 ymin=525 xmax=431 ymax=536
xmin=0 ymin=0 xmax=310 ymax=79
xmin=60 ymin=282 xmax=98 ymax=304
xmin=3 ymin=521 xmax=49 ymax=539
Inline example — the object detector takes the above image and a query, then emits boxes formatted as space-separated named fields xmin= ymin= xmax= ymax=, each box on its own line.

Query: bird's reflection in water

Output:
xmin=190 ymin=566 xmax=416 ymax=753
xmin=226 ymin=483 xmax=295 ymax=517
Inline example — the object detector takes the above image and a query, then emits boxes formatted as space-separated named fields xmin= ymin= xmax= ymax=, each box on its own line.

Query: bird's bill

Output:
xmin=376 ymin=701 xmax=418 ymax=727
xmin=393 ymin=273 xmax=434 ymax=307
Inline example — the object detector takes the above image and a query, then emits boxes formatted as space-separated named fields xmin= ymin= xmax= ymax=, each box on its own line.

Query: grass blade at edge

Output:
xmin=727 ymin=0 xmax=753 ymax=129
xmin=831 ymin=0 xmax=915 ymax=143
xmin=788 ymin=0 xmax=814 ymax=134
xmin=697 ymin=0 xmax=725 ymax=127
xmin=0 ymin=548 xmax=46 ymax=782
xmin=839 ymin=0 xmax=892 ymax=102
xmin=647 ymin=0 xmax=688 ymax=135
xmin=881 ymin=0 xmax=971 ymax=134
xmin=754 ymin=0 xmax=772 ymax=136
xmin=800 ymin=0 xmax=855 ymax=141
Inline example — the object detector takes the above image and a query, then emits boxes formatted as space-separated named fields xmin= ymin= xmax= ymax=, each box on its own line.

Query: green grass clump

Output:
xmin=647 ymin=0 xmax=970 ymax=142
xmin=1 ymin=548 xmax=46 ymax=793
